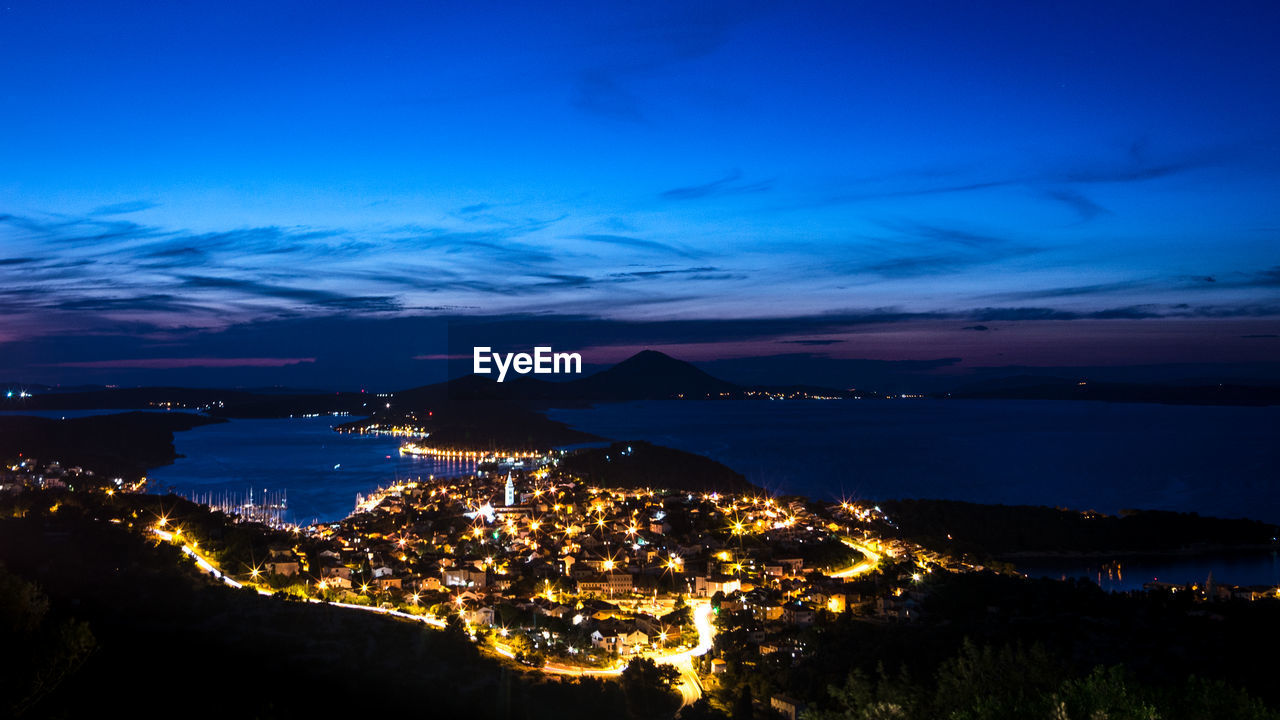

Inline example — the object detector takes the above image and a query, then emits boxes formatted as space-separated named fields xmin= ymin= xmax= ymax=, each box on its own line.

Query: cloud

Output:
xmin=606 ymin=266 xmax=720 ymax=279
xmin=1043 ymin=189 xmax=1110 ymax=222
xmin=962 ymin=325 xmax=991 ymax=331
xmin=44 ymin=357 xmax=316 ymax=369
xmin=1242 ymin=334 xmax=1278 ymax=339
xmin=89 ymin=200 xmax=159 ymax=216
xmin=571 ymin=234 xmax=701 ymax=258
xmin=839 ymin=221 xmax=1039 ymax=279
xmin=812 ymin=140 xmax=1229 ymax=212
xmin=51 ymin=294 xmax=212 ymax=314
xmin=569 ymin=2 xmax=769 ymax=121
xmin=659 ymin=169 xmax=773 ymax=201
xmin=778 ymin=339 xmax=845 ymax=346
xmin=981 ymin=280 xmax=1151 ymax=302
xmin=573 ymin=69 xmax=646 ymax=121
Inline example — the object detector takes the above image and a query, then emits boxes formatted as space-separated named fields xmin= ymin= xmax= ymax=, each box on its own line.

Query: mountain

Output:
xmin=569 ymin=349 xmax=739 ymax=402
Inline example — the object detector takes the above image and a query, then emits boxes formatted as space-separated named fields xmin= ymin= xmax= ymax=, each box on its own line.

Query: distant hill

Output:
xmin=371 ymin=394 xmax=602 ymax=451
xmin=0 ymin=412 xmax=225 ymax=480
xmin=878 ymin=499 xmax=1280 ymax=558
xmin=557 ymin=440 xmax=755 ymax=493
xmin=568 ymin=349 xmax=739 ymax=402
xmin=946 ymin=377 xmax=1280 ymax=406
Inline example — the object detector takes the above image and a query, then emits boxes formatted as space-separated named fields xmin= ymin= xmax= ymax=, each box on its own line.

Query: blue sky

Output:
xmin=1 ymin=1 xmax=1278 ymax=388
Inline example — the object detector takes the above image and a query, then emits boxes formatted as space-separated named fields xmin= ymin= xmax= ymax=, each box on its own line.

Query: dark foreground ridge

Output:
xmin=0 ymin=496 xmax=634 ymax=720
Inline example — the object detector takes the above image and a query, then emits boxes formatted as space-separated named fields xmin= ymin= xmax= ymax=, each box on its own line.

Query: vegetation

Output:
xmin=805 ymin=642 xmax=1278 ymax=720
xmin=878 ymin=499 xmax=1280 ymax=558
xmin=559 ymin=441 xmax=756 ymax=493
xmin=706 ymin=569 xmax=1280 ymax=719
xmin=0 ymin=411 xmax=224 ymax=481
xmin=0 ymin=492 xmax=642 ymax=719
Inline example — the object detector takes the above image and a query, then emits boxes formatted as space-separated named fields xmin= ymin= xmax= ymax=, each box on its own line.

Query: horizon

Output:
xmin=2 ymin=1 xmax=1278 ymax=389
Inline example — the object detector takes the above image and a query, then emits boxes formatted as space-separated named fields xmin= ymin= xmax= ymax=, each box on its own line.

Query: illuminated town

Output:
xmin=169 ymin=448 xmax=953 ymax=705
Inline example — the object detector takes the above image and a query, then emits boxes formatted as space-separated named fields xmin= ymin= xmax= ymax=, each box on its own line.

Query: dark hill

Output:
xmin=0 ymin=412 xmax=225 ymax=480
xmin=568 ymin=349 xmax=739 ymax=402
xmin=558 ymin=440 xmax=754 ymax=493
xmin=947 ymin=379 xmax=1280 ymax=406
xmin=400 ymin=395 xmax=601 ymax=451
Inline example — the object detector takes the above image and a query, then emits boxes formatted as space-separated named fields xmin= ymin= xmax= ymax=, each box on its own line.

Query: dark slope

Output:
xmin=947 ymin=377 xmax=1280 ymax=406
xmin=558 ymin=440 xmax=755 ymax=493
xmin=0 ymin=412 xmax=225 ymax=479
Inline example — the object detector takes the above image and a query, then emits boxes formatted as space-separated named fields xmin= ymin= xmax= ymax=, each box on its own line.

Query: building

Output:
xmin=577 ymin=573 xmax=633 ymax=595
xmin=771 ymin=695 xmax=805 ymax=720
xmin=267 ymin=560 xmax=300 ymax=576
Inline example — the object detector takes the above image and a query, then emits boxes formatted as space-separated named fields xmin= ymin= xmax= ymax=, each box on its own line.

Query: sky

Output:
xmin=1 ymin=1 xmax=1278 ymax=390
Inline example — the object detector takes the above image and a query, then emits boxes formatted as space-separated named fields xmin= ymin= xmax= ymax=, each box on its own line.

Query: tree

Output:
xmin=1053 ymin=666 xmax=1159 ymax=720
xmin=620 ymin=657 xmax=682 ymax=720
xmin=0 ymin=568 xmax=96 ymax=717
xmin=731 ymin=684 xmax=753 ymax=720
xmin=679 ymin=697 xmax=729 ymax=720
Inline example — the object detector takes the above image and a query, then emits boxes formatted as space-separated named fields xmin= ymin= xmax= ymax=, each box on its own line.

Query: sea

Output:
xmin=6 ymin=398 xmax=1279 ymax=590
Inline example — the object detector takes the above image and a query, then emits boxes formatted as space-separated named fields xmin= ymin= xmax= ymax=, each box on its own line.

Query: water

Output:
xmin=10 ymin=401 xmax=1279 ymax=588
xmin=547 ymin=399 xmax=1280 ymax=522
xmin=144 ymin=416 xmax=474 ymax=524
xmin=1018 ymin=551 xmax=1280 ymax=592
xmin=547 ymin=399 xmax=1280 ymax=588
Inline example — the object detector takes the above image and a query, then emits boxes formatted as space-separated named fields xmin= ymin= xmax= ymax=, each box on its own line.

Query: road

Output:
xmin=499 ymin=601 xmax=714 ymax=706
xmin=829 ymin=538 xmax=881 ymax=578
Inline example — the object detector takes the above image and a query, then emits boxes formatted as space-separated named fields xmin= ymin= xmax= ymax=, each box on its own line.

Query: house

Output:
xmin=771 ymin=695 xmax=805 ymax=720
xmin=412 ymin=576 xmax=442 ymax=592
xmin=320 ymin=575 xmax=352 ymax=589
xmin=590 ymin=624 xmax=649 ymax=654
xmin=375 ymin=576 xmax=402 ymax=590
xmin=759 ymin=640 xmax=806 ymax=662
xmin=782 ymin=603 xmax=816 ymax=627
xmin=443 ymin=568 xmax=488 ymax=588
xmin=777 ymin=558 xmax=804 ymax=575
xmin=372 ymin=566 xmax=394 ymax=579
xmin=465 ymin=607 xmax=495 ymax=626
xmin=695 ymin=576 xmax=740 ymax=597
xmin=266 ymin=560 xmax=300 ymax=576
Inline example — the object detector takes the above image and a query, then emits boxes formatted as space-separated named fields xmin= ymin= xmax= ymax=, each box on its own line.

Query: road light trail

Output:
xmin=829 ymin=538 xmax=881 ymax=578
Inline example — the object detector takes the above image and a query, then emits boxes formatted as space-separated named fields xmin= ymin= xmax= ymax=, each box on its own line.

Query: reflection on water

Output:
xmin=145 ymin=416 xmax=475 ymax=524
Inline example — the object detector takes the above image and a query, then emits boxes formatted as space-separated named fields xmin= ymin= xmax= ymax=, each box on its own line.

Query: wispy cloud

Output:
xmin=571 ymin=233 xmax=701 ymax=258
xmin=1043 ymin=189 xmax=1110 ymax=222
xmin=89 ymin=200 xmax=160 ymax=216
xmin=659 ymin=169 xmax=774 ymax=201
